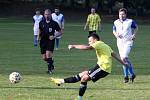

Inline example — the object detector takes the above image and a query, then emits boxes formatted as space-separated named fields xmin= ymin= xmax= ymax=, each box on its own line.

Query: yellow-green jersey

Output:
xmin=91 ymin=41 xmax=113 ymax=73
xmin=87 ymin=13 xmax=101 ymax=31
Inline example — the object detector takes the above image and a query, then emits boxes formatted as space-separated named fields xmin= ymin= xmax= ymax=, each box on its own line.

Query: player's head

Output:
xmin=91 ymin=7 xmax=96 ymax=14
xmin=119 ymin=8 xmax=127 ymax=21
xmin=35 ymin=8 xmax=41 ymax=15
xmin=88 ymin=33 xmax=100 ymax=45
xmin=44 ymin=9 xmax=51 ymax=20
xmin=54 ymin=7 xmax=60 ymax=15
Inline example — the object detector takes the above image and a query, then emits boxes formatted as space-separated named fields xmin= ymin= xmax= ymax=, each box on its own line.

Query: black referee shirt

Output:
xmin=39 ymin=19 xmax=61 ymax=40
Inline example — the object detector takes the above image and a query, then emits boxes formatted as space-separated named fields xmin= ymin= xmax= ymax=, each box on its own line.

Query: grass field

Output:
xmin=0 ymin=18 xmax=150 ymax=100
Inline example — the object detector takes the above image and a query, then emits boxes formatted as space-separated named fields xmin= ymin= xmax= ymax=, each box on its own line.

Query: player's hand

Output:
xmin=61 ymin=29 xmax=64 ymax=34
xmin=118 ymin=35 xmax=123 ymax=39
xmin=131 ymin=34 xmax=136 ymax=40
xmin=122 ymin=59 xmax=130 ymax=66
xmin=49 ymin=35 xmax=55 ymax=40
xmin=123 ymin=61 xmax=129 ymax=66
xmin=68 ymin=45 xmax=74 ymax=50
xmin=37 ymin=36 xmax=41 ymax=43
xmin=114 ymin=33 xmax=121 ymax=38
xmin=55 ymin=31 xmax=59 ymax=37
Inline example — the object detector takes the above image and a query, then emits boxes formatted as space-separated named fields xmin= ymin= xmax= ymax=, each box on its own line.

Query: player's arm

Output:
xmin=37 ymin=29 xmax=41 ymax=41
xmin=61 ymin=16 xmax=65 ymax=33
xmin=112 ymin=25 xmax=118 ymax=38
xmin=68 ymin=44 xmax=93 ymax=50
xmin=54 ymin=22 xmax=62 ymax=38
xmin=84 ymin=23 xmax=89 ymax=31
xmin=98 ymin=15 xmax=101 ymax=32
xmin=131 ymin=21 xmax=138 ymax=40
xmin=111 ymin=52 xmax=128 ymax=66
xmin=112 ymin=25 xmax=117 ymax=38
xmin=37 ymin=22 xmax=42 ymax=41
xmin=32 ymin=18 xmax=35 ymax=26
xmin=84 ymin=15 xmax=89 ymax=31
xmin=112 ymin=25 xmax=123 ymax=38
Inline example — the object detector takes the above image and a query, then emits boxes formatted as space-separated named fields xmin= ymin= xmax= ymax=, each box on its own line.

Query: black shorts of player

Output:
xmin=40 ymin=39 xmax=55 ymax=54
xmin=89 ymin=30 xmax=96 ymax=35
xmin=88 ymin=64 xmax=109 ymax=82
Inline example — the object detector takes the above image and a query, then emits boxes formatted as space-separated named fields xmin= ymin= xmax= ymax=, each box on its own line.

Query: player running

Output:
xmin=113 ymin=8 xmax=138 ymax=83
xmin=38 ymin=9 xmax=61 ymax=74
xmin=33 ymin=9 xmax=43 ymax=46
xmin=52 ymin=7 xmax=64 ymax=50
xmin=84 ymin=8 xmax=101 ymax=35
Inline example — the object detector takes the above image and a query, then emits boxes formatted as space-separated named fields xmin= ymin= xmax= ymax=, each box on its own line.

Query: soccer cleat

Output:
xmin=130 ymin=74 xmax=136 ymax=83
xmin=50 ymin=77 xmax=63 ymax=86
xmin=124 ymin=77 xmax=129 ymax=83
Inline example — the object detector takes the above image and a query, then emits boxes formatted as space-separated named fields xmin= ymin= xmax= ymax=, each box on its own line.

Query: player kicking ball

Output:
xmin=51 ymin=33 xmax=128 ymax=100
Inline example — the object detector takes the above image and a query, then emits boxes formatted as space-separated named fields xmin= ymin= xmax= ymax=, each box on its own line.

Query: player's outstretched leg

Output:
xmin=50 ymin=75 xmax=81 ymax=86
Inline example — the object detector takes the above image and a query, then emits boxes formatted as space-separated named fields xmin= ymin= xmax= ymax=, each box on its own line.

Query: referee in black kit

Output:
xmin=38 ymin=9 xmax=61 ymax=74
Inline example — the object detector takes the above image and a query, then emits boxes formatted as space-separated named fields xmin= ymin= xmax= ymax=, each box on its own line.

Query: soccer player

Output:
xmin=52 ymin=7 xmax=64 ymax=50
xmin=51 ymin=33 xmax=128 ymax=100
xmin=33 ymin=9 xmax=43 ymax=46
xmin=84 ymin=8 xmax=101 ymax=35
xmin=38 ymin=9 xmax=61 ymax=74
xmin=113 ymin=8 xmax=138 ymax=83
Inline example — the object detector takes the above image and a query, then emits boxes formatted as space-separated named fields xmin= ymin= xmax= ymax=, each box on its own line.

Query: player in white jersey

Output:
xmin=52 ymin=7 xmax=64 ymax=50
xmin=113 ymin=8 xmax=138 ymax=83
xmin=33 ymin=9 xmax=43 ymax=46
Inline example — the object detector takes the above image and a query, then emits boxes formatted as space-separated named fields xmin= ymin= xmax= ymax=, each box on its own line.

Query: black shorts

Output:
xmin=40 ymin=39 xmax=55 ymax=54
xmin=89 ymin=30 xmax=96 ymax=35
xmin=88 ymin=64 xmax=109 ymax=82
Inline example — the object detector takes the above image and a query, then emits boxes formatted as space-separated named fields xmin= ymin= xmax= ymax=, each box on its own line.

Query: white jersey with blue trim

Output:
xmin=52 ymin=13 xmax=64 ymax=38
xmin=51 ymin=13 xmax=64 ymax=28
xmin=113 ymin=18 xmax=137 ymax=41
xmin=33 ymin=15 xmax=43 ymax=32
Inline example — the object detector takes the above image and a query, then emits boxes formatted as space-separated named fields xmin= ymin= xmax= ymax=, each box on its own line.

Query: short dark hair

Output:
xmin=35 ymin=8 xmax=40 ymax=12
xmin=91 ymin=7 xmax=96 ymax=10
xmin=88 ymin=33 xmax=100 ymax=41
xmin=44 ymin=9 xmax=51 ymax=13
xmin=119 ymin=8 xmax=127 ymax=14
xmin=55 ymin=6 xmax=60 ymax=10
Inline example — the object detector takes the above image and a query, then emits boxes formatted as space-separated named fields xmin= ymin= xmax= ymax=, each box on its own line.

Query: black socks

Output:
xmin=64 ymin=75 xmax=81 ymax=83
xmin=47 ymin=58 xmax=54 ymax=71
xmin=79 ymin=82 xmax=87 ymax=96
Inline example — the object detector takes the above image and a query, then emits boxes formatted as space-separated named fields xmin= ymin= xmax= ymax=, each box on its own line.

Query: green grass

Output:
xmin=0 ymin=18 xmax=150 ymax=100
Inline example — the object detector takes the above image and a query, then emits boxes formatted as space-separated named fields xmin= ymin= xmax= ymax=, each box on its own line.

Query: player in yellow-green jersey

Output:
xmin=84 ymin=8 xmax=101 ymax=35
xmin=51 ymin=33 xmax=128 ymax=100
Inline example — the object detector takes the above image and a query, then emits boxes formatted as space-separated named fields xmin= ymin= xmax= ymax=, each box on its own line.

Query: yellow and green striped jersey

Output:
xmin=91 ymin=41 xmax=113 ymax=73
xmin=87 ymin=13 xmax=101 ymax=31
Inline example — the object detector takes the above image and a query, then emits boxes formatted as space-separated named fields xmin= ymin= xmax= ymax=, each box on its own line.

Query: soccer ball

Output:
xmin=9 ymin=72 xmax=21 ymax=83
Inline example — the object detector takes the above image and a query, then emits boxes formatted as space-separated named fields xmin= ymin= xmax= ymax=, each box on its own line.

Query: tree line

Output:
xmin=0 ymin=0 xmax=149 ymax=16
